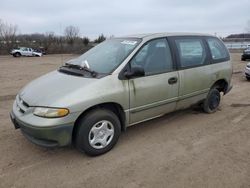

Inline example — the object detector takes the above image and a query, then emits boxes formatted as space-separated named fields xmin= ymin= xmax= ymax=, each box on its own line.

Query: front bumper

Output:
xmin=10 ymin=111 xmax=74 ymax=147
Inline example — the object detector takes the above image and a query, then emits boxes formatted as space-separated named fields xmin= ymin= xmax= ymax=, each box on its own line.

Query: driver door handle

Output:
xmin=168 ymin=77 xmax=178 ymax=84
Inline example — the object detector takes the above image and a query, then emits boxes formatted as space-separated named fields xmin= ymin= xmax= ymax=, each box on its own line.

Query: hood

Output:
xmin=19 ymin=70 xmax=97 ymax=107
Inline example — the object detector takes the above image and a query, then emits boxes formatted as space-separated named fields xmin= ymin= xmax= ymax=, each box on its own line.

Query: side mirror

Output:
xmin=124 ymin=66 xmax=145 ymax=79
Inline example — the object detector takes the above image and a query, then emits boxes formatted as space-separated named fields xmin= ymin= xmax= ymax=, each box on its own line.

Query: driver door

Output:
xmin=128 ymin=38 xmax=179 ymax=124
xmin=21 ymin=47 xmax=29 ymax=56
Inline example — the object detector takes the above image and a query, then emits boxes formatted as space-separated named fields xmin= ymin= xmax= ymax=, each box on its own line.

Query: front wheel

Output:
xmin=74 ymin=109 xmax=121 ymax=156
xmin=203 ymin=88 xmax=221 ymax=113
xmin=13 ymin=52 xmax=21 ymax=57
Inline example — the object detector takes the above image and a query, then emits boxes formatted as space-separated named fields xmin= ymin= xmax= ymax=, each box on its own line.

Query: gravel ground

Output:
xmin=0 ymin=53 xmax=249 ymax=188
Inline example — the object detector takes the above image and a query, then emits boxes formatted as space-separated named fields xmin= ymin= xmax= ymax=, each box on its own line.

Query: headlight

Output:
xmin=33 ymin=107 xmax=69 ymax=118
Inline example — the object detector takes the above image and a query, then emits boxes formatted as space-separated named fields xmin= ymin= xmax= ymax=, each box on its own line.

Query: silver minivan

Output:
xmin=10 ymin=33 xmax=232 ymax=156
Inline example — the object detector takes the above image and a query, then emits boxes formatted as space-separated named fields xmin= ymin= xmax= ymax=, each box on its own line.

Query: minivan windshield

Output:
xmin=67 ymin=38 xmax=141 ymax=74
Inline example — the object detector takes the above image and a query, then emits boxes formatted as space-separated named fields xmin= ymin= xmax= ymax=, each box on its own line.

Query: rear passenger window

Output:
xmin=207 ymin=38 xmax=228 ymax=61
xmin=175 ymin=39 xmax=206 ymax=68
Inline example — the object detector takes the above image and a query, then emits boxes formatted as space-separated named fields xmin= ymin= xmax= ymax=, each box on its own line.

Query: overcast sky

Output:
xmin=1 ymin=0 xmax=249 ymax=39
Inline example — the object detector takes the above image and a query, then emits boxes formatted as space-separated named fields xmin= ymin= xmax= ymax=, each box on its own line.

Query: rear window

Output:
xmin=175 ymin=38 xmax=207 ymax=68
xmin=206 ymin=38 xmax=229 ymax=62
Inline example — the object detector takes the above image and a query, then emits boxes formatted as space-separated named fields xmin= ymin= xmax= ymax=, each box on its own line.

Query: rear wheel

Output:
xmin=74 ymin=109 xmax=121 ymax=156
xmin=203 ymin=88 xmax=221 ymax=113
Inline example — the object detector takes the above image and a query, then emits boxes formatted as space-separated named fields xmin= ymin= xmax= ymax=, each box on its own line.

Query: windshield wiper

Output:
xmin=63 ymin=63 xmax=97 ymax=77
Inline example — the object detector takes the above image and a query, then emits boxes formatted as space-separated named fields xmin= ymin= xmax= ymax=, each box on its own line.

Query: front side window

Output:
xmin=20 ymin=47 xmax=28 ymax=51
xmin=207 ymin=38 xmax=229 ymax=61
xmin=67 ymin=38 xmax=141 ymax=74
xmin=130 ymin=38 xmax=173 ymax=75
xmin=175 ymin=38 xmax=206 ymax=68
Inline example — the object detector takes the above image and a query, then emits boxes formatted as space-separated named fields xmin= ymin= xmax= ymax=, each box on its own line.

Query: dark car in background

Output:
xmin=33 ymin=48 xmax=46 ymax=55
xmin=241 ymin=47 xmax=250 ymax=61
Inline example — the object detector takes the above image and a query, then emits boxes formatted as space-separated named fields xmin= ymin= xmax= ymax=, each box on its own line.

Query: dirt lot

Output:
xmin=0 ymin=54 xmax=250 ymax=188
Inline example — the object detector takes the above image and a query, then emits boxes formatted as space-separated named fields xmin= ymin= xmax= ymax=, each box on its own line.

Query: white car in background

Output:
xmin=245 ymin=62 xmax=250 ymax=81
xmin=10 ymin=47 xmax=42 ymax=57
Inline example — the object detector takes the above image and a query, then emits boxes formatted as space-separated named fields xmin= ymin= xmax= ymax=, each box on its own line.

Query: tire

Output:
xmin=203 ymin=88 xmax=221 ymax=113
xmin=241 ymin=58 xmax=245 ymax=61
xmin=74 ymin=109 xmax=121 ymax=156
xmin=13 ymin=52 xmax=21 ymax=57
xmin=246 ymin=77 xmax=250 ymax=81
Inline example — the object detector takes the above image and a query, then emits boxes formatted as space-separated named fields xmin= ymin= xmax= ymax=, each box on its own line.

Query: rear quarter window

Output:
xmin=174 ymin=38 xmax=207 ymax=68
xmin=206 ymin=37 xmax=229 ymax=62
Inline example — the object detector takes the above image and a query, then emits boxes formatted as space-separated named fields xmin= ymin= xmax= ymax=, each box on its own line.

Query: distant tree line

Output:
xmin=223 ymin=20 xmax=250 ymax=41
xmin=1 ymin=18 xmax=250 ymax=55
xmin=0 ymin=19 xmax=107 ymax=55
xmin=223 ymin=33 xmax=250 ymax=42
xmin=226 ymin=33 xmax=250 ymax=39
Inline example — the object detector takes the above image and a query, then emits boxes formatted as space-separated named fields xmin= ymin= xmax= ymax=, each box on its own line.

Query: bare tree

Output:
xmin=82 ymin=37 xmax=89 ymax=46
xmin=0 ymin=19 xmax=3 ymax=38
xmin=64 ymin=25 xmax=79 ymax=45
xmin=109 ymin=35 xmax=115 ymax=39
xmin=94 ymin=34 xmax=106 ymax=43
xmin=43 ymin=31 xmax=55 ymax=51
xmin=0 ymin=19 xmax=18 ymax=51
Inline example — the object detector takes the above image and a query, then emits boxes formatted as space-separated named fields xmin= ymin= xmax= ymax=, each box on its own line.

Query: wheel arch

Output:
xmin=211 ymin=79 xmax=228 ymax=94
xmin=14 ymin=52 xmax=21 ymax=57
xmin=72 ymin=102 xmax=126 ymax=142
